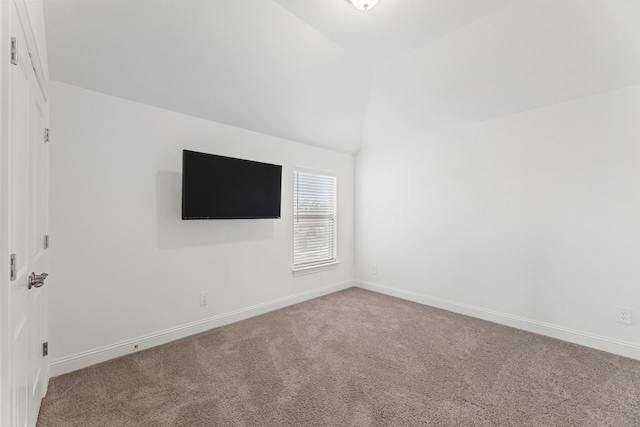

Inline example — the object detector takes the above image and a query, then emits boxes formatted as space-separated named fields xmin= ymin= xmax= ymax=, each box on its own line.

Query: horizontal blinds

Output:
xmin=294 ymin=170 xmax=336 ymax=268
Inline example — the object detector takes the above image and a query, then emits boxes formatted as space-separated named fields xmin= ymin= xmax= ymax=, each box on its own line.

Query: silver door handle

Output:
xmin=28 ymin=272 xmax=48 ymax=289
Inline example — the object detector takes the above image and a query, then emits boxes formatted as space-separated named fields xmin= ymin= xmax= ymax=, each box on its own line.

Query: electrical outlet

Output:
xmin=372 ymin=265 xmax=377 ymax=275
xmin=615 ymin=306 xmax=632 ymax=325
xmin=200 ymin=291 xmax=209 ymax=307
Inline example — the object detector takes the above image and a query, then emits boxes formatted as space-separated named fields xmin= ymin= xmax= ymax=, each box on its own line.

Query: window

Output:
xmin=293 ymin=168 xmax=337 ymax=272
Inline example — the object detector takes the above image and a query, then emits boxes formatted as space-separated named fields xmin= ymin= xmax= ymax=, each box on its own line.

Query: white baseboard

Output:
xmin=50 ymin=279 xmax=639 ymax=377
xmin=49 ymin=280 xmax=354 ymax=377
xmin=356 ymin=280 xmax=640 ymax=361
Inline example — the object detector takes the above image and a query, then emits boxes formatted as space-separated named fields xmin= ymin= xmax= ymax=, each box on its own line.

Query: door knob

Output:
xmin=28 ymin=272 xmax=48 ymax=289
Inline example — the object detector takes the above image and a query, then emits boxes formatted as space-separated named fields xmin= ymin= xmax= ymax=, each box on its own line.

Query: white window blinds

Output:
xmin=293 ymin=169 xmax=337 ymax=269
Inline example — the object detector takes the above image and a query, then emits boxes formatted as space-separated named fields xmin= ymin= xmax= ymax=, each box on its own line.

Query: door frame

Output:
xmin=1 ymin=2 xmax=13 ymax=425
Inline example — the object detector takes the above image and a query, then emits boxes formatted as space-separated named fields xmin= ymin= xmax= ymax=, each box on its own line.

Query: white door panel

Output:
xmin=28 ymin=77 xmax=48 ymax=426
xmin=5 ymin=2 xmax=50 ymax=426
xmin=9 ymin=11 xmax=32 ymax=426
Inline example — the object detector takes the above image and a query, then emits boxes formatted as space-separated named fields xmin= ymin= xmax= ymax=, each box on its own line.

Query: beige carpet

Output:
xmin=38 ymin=288 xmax=640 ymax=426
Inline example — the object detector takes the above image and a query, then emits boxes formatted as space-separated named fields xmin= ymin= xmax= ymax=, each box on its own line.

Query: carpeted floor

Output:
xmin=38 ymin=288 xmax=640 ymax=426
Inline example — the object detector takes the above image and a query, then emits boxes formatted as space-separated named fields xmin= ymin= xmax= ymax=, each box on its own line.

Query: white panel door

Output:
xmin=27 ymin=72 xmax=48 ymax=427
xmin=7 ymin=2 xmax=50 ymax=426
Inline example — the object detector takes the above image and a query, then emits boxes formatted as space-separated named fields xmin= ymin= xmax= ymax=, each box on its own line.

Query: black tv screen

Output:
xmin=182 ymin=150 xmax=282 ymax=219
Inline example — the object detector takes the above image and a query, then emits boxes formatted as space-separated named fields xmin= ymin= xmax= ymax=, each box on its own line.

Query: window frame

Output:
xmin=292 ymin=167 xmax=338 ymax=275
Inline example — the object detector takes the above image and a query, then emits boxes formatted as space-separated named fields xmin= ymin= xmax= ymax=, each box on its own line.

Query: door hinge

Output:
xmin=44 ymin=128 xmax=50 ymax=143
xmin=43 ymin=342 xmax=48 ymax=357
xmin=10 ymin=254 xmax=17 ymax=281
xmin=43 ymin=234 xmax=50 ymax=249
xmin=11 ymin=37 xmax=17 ymax=65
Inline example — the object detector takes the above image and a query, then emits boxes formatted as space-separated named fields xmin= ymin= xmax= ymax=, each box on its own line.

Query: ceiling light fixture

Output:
xmin=348 ymin=0 xmax=379 ymax=11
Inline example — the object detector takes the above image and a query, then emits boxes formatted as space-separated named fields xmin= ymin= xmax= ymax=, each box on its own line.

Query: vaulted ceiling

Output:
xmin=44 ymin=0 xmax=640 ymax=154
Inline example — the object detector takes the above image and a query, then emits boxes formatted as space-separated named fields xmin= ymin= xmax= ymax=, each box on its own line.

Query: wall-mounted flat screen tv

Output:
xmin=182 ymin=150 xmax=282 ymax=220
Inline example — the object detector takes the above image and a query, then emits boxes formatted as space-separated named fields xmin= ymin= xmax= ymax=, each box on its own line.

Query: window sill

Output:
xmin=292 ymin=261 xmax=339 ymax=277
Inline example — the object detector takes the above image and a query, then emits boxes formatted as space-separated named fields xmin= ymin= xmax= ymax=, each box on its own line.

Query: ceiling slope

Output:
xmin=44 ymin=0 xmax=373 ymax=153
xmin=44 ymin=0 xmax=640 ymax=153
xmin=364 ymin=0 xmax=640 ymax=146
xmin=43 ymin=0 xmax=515 ymax=153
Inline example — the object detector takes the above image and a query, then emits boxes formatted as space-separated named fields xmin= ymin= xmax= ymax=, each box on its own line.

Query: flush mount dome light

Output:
xmin=348 ymin=0 xmax=379 ymax=11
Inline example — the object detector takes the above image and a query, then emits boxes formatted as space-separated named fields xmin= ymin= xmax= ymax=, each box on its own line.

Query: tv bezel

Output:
xmin=181 ymin=150 xmax=282 ymax=220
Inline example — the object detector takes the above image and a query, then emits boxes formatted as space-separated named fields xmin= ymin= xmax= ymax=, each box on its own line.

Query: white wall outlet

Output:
xmin=200 ymin=291 xmax=209 ymax=306
xmin=615 ymin=306 xmax=632 ymax=325
xmin=372 ymin=265 xmax=377 ymax=275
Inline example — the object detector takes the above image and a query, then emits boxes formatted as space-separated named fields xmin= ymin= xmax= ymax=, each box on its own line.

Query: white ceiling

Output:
xmin=43 ymin=0 xmax=640 ymax=154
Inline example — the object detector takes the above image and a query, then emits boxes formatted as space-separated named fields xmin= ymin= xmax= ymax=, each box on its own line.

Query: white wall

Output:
xmin=49 ymin=81 xmax=354 ymax=374
xmin=356 ymin=84 xmax=640 ymax=358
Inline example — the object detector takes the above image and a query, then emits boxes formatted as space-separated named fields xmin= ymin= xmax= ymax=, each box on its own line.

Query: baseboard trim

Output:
xmin=49 ymin=280 xmax=354 ymax=377
xmin=356 ymin=280 xmax=640 ymax=360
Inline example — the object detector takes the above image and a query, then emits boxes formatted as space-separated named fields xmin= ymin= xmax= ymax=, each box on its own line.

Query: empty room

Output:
xmin=1 ymin=0 xmax=639 ymax=426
